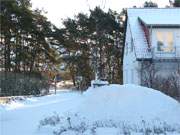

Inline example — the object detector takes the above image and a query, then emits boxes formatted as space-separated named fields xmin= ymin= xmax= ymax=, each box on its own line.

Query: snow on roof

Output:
xmin=139 ymin=9 xmax=180 ymax=26
xmin=127 ymin=8 xmax=180 ymax=59
xmin=139 ymin=16 xmax=180 ymax=27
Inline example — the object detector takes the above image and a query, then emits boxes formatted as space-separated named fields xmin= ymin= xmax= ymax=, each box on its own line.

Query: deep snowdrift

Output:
xmin=79 ymin=84 xmax=180 ymax=124
xmin=1 ymin=84 xmax=180 ymax=135
xmin=38 ymin=84 xmax=180 ymax=135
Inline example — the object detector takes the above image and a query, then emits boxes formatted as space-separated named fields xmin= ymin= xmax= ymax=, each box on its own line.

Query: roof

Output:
xmin=127 ymin=8 xmax=180 ymax=59
xmin=138 ymin=8 xmax=180 ymax=27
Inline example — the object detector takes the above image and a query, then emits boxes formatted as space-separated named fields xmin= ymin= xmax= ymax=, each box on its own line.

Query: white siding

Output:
xmin=123 ymin=20 xmax=141 ymax=85
xmin=131 ymin=69 xmax=134 ymax=83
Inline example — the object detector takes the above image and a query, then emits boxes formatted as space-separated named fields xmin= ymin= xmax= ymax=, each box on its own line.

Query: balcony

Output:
xmin=152 ymin=46 xmax=180 ymax=60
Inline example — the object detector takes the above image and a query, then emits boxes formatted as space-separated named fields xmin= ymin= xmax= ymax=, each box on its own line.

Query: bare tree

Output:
xmin=140 ymin=61 xmax=157 ymax=88
xmin=140 ymin=61 xmax=180 ymax=100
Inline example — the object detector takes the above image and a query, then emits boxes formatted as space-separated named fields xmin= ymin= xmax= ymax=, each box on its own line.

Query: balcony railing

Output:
xmin=135 ymin=46 xmax=180 ymax=60
xmin=152 ymin=46 xmax=180 ymax=59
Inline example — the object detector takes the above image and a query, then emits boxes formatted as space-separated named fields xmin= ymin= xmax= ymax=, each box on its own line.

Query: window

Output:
xmin=131 ymin=38 xmax=133 ymax=52
xmin=126 ymin=42 xmax=128 ymax=55
xmin=156 ymin=32 xmax=174 ymax=52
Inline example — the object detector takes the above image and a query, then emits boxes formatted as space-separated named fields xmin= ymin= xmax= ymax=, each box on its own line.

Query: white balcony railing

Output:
xmin=152 ymin=46 xmax=180 ymax=59
xmin=135 ymin=46 xmax=180 ymax=60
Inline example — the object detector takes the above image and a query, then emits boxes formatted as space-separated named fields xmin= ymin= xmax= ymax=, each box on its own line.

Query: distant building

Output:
xmin=123 ymin=8 xmax=180 ymax=85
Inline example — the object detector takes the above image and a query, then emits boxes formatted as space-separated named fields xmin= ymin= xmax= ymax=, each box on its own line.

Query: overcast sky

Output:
xmin=31 ymin=0 xmax=170 ymax=27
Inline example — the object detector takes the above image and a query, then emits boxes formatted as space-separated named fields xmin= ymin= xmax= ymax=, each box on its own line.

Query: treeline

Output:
xmin=0 ymin=0 xmax=59 ymax=96
xmin=0 ymin=0 xmax=126 ymax=94
xmin=0 ymin=0 xmax=59 ymax=73
xmin=1 ymin=0 xmax=179 ymax=95
xmin=55 ymin=8 xmax=125 ymax=89
xmin=173 ymin=0 xmax=180 ymax=7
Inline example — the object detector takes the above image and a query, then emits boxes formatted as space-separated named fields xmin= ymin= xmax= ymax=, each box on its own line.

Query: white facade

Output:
xmin=123 ymin=8 xmax=180 ymax=85
xmin=123 ymin=19 xmax=140 ymax=84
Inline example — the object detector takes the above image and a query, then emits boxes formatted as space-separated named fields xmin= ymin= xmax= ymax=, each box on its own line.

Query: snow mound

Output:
xmin=0 ymin=105 xmax=5 ymax=111
xmin=0 ymin=106 xmax=3 ymax=111
xmin=0 ymin=105 xmax=5 ymax=121
xmin=79 ymin=84 xmax=180 ymax=124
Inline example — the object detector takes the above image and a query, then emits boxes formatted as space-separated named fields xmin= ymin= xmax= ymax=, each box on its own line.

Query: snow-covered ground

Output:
xmin=0 ymin=84 xmax=180 ymax=135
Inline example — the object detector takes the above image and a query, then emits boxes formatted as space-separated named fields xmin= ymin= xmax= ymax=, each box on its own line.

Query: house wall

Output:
xmin=153 ymin=61 xmax=179 ymax=77
xmin=148 ymin=28 xmax=180 ymax=77
xmin=123 ymin=20 xmax=141 ymax=85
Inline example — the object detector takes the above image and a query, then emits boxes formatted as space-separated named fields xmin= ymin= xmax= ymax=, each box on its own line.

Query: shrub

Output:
xmin=150 ymin=74 xmax=180 ymax=100
xmin=141 ymin=61 xmax=180 ymax=100
xmin=38 ymin=113 xmax=180 ymax=135
xmin=0 ymin=72 xmax=49 ymax=96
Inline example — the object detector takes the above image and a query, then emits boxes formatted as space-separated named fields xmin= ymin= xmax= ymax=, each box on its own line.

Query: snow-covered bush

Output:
xmin=39 ymin=113 xmax=60 ymax=128
xmin=39 ymin=113 xmax=180 ymax=135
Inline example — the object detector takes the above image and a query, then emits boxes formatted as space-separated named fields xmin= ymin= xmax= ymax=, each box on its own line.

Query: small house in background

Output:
xmin=123 ymin=8 xmax=180 ymax=87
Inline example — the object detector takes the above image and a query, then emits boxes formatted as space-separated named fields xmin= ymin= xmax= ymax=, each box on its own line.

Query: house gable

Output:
xmin=126 ymin=8 xmax=180 ymax=60
xmin=123 ymin=8 xmax=180 ymax=85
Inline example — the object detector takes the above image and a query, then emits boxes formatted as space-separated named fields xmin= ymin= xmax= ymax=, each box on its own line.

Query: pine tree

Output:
xmin=143 ymin=1 xmax=158 ymax=7
xmin=0 ymin=0 xmax=60 ymax=95
xmin=173 ymin=0 xmax=180 ymax=7
xmin=54 ymin=7 xmax=124 ymax=89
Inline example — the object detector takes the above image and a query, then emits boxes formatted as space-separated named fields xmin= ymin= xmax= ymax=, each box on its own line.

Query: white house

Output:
xmin=123 ymin=8 xmax=180 ymax=85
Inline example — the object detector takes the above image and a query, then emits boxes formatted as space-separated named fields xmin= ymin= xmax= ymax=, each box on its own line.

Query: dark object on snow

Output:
xmin=91 ymin=80 xmax=109 ymax=88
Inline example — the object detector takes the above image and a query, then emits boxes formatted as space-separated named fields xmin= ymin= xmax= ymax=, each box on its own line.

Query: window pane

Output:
xmin=131 ymin=38 xmax=133 ymax=52
xmin=156 ymin=31 xmax=174 ymax=52
xmin=165 ymin=32 xmax=173 ymax=52
xmin=156 ymin=32 xmax=164 ymax=51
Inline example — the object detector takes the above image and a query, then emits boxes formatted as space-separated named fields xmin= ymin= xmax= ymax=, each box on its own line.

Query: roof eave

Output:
xmin=138 ymin=17 xmax=180 ymax=28
xmin=136 ymin=58 xmax=152 ymax=61
xmin=147 ymin=25 xmax=180 ymax=28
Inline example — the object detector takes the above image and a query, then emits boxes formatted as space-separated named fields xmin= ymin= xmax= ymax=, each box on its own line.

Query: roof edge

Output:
xmin=138 ymin=17 xmax=180 ymax=28
xmin=127 ymin=7 xmax=180 ymax=9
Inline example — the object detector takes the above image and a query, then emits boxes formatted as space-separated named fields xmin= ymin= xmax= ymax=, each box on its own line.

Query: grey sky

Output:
xmin=31 ymin=0 xmax=170 ymax=27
